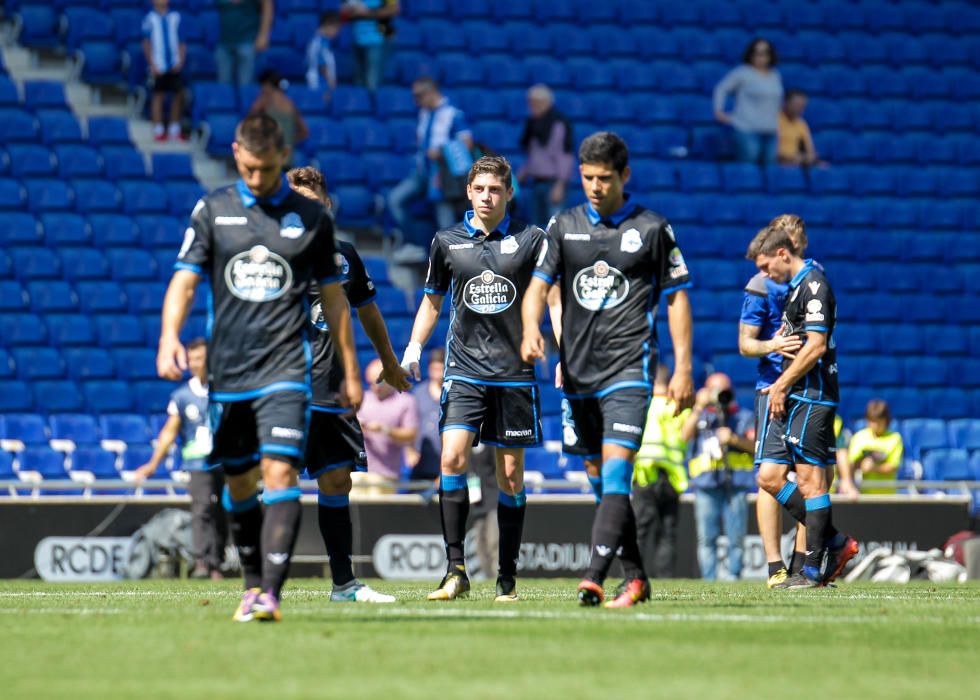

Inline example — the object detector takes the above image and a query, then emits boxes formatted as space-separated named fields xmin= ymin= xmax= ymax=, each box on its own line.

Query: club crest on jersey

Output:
xmin=572 ymin=260 xmax=630 ymax=311
xmin=185 ymin=404 xmax=200 ymax=421
xmin=464 ymin=270 xmax=517 ymax=314
xmin=225 ymin=245 xmax=293 ymax=302
xmin=500 ymin=236 xmax=519 ymax=255
xmin=309 ymin=299 xmax=328 ymax=332
xmin=620 ymin=228 xmax=642 ymax=253
xmin=279 ymin=212 xmax=305 ymax=239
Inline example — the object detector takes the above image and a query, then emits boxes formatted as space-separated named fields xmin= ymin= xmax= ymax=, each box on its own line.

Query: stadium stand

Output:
xmin=0 ymin=0 xmax=977 ymax=497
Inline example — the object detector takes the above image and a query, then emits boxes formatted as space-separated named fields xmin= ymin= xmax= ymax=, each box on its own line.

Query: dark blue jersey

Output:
xmin=780 ymin=260 xmax=839 ymax=405
xmin=535 ymin=197 xmax=692 ymax=397
xmin=175 ymin=177 xmax=341 ymax=398
xmin=740 ymin=272 xmax=787 ymax=390
xmin=425 ymin=212 xmax=546 ymax=385
xmin=167 ymin=377 xmax=210 ymax=469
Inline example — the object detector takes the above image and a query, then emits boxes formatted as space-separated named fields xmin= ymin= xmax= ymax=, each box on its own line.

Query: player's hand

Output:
xmin=379 ymin=361 xmax=412 ymax=392
xmin=668 ymin=370 xmax=694 ymax=415
xmin=762 ymin=382 xmax=787 ymax=419
xmin=254 ymin=33 xmax=269 ymax=52
xmin=521 ymin=330 xmax=545 ymax=363
xmin=770 ymin=333 xmax=803 ymax=359
xmin=339 ymin=378 xmax=363 ymax=413
xmin=554 ymin=362 xmax=563 ymax=389
xmin=133 ymin=464 xmax=155 ymax=483
xmin=549 ymin=181 xmax=565 ymax=205
xmin=400 ymin=342 xmax=422 ymax=382
xmin=837 ymin=479 xmax=860 ymax=500
xmin=157 ymin=335 xmax=187 ymax=381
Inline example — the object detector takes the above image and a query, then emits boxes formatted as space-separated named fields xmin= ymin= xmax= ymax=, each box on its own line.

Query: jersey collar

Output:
xmin=188 ymin=376 xmax=208 ymax=398
xmin=585 ymin=192 xmax=637 ymax=227
xmin=788 ymin=258 xmax=816 ymax=289
xmin=237 ymin=176 xmax=291 ymax=208
xmin=463 ymin=210 xmax=511 ymax=238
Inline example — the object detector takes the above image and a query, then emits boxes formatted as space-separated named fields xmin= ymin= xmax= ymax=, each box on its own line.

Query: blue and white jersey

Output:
xmin=416 ymin=98 xmax=471 ymax=173
xmin=349 ymin=0 xmax=385 ymax=47
xmin=142 ymin=10 xmax=182 ymax=74
xmin=305 ymin=34 xmax=337 ymax=90
xmin=167 ymin=377 xmax=210 ymax=470
xmin=740 ymin=272 xmax=787 ymax=391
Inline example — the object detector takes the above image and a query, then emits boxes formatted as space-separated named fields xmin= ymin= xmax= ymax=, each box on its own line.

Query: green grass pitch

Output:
xmin=1 ymin=579 xmax=979 ymax=700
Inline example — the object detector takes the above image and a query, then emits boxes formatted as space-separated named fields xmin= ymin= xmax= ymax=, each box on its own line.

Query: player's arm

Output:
xmin=546 ymin=284 xmax=562 ymax=344
xmin=835 ymin=445 xmax=859 ymax=498
xmin=738 ymin=322 xmax=802 ymax=359
xmin=135 ymin=415 xmax=181 ymax=481
xmin=319 ymin=282 xmax=362 ymax=411
xmin=521 ymin=276 xmax=550 ymax=362
xmin=763 ymin=330 xmax=826 ymax=418
xmin=255 ymin=0 xmax=273 ymax=51
xmin=666 ymin=289 xmax=694 ymax=413
xmin=157 ymin=269 xmax=199 ymax=380
xmin=401 ymin=293 xmax=444 ymax=380
xmin=357 ymin=301 xmax=410 ymax=391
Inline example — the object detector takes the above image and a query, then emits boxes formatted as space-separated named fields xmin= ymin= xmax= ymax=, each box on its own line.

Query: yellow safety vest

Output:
xmin=634 ymin=396 xmax=690 ymax=494
xmin=848 ymin=428 xmax=903 ymax=495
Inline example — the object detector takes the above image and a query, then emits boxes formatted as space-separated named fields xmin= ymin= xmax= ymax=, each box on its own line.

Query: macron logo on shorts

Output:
xmin=271 ymin=427 xmax=303 ymax=440
xmin=505 ymin=429 xmax=534 ymax=438
xmin=612 ymin=422 xmax=643 ymax=436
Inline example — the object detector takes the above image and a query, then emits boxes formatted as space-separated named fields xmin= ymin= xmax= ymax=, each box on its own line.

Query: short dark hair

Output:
xmin=865 ymin=399 xmax=891 ymax=424
xmin=466 ymin=155 xmax=512 ymax=186
xmin=287 ymin=166 xmax=327 ymax=196
xmin=235 ymin=114 xmax=284 ymax=154
xmin=743 ymin=37 xmax=777 ymax=66
xmin=412 ymin=76 xmax=439 ymax=93
xmin=319 ymin=10 xmax=340 ymax=26
xmin=187 ymin=337 xmax=207 ymax=351
xmin=746 ymin=225 xmax=795 ymax=259
xmin=257 ymin=69 xmax=284 ymax=88
xmin=785 ymin=88 xmax=807 ymax=101
xmin=578 ymin=131 xmax=629 ymax=173
xmin=767 ymin=214 xmax=807 ymax=253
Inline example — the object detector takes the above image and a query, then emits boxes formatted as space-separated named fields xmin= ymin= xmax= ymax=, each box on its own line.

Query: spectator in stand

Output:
xmin=848 ymin=400 xmax=904 ymax=495
xmin=406 ymin=348 xmax=444 ymax=482
xmin=358 ymin=358 xmax=419 ymax=486
xmin=517 ymin=84 xmax=574 ymax=228
xmin=142 ymin=0 xmax=187 ymax=142
xmin=247 ymin=70 xmax=309 ymax=164
xmin=342 ymin=0 xmax=400 ymax=93
xmin=778 ymin=89 xmax=821 ymax=166
xmin=133 ymin=339 xmax=227 ymax=580
xmin=215 ymin=0 xmax=273 ymax=87
xmin=387 ymin=77 xmax=473 ymax=260
xmin=713 ymin=38 xmax=784 ymax=166
xmin=305 ymin=11 xmax=341 ymax=95
xmin=682 ymin=373 xmax=756 ymax=580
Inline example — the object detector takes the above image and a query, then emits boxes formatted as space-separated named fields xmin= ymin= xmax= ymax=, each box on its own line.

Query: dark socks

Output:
xmin=260 ymin=488 xmax=303 ymax=598
xmin=804 ymin=494 xmax=832 ymax=569
xmin=439 ymin=474 xmax=470 ymax=568
xmin=775 ymin=481 xmax=807 ymax=524
xmin=617 ymin=500 xmax=646 ymax=581
xmin=586 ymin=493 xmax=631 ymax=583
xmin=497 ymin=490 xmax=526 ymax=578
xmin=769 ymin=560 xmax=787 ymax=577
xmin=318 ymin=493 xmax=354 ymax=587
xmin=223 ymin=488 xmax=263 ymax=590
xmin=789 ymin=551 xmax=806 ymax=575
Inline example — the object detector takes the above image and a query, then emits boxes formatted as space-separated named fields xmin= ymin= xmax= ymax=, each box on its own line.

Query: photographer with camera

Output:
xmin=681 ymin=373 xmax=756 ymax=580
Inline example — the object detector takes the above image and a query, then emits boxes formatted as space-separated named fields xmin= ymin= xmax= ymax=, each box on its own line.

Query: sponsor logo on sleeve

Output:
xmin=805 ymin=299 xmax=825 ymax=322
xmin=620 ymin=228 xmax=642 ymax=253
xmin=463 ymin=270 xmax=517 ymax=314
xmin=279 ymin=212 xmax=305 ymax=239
xmin=215 ymin=216 xmax=248 ymax=225
xmin=178 ymin=227 xmax=195 ymax=259
xmin=224 ymin=245 xmax=293 ymax=302
xmin=572 ymin=260 xmax=629 ymax=310
xmin=536 ymin=238 xmax=549 ymax=267
xmin=808 ymin=281 xmax=822 ymax=295
xmin=668 ymin=247 xmax=689 ymax=278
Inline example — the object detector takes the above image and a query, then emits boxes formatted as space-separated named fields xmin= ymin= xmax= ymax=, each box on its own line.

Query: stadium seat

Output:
xmin=111 ymin=348 xmax=158 ymax=380
xmin=94 ymin=314 xmax=144 ymax=347
xmin=37 ymin=111 xmax=84 ymax=145
xmin=82 ymin=380 xmax=133 ymax=414
xmin=26 ymin=280 xmax=78 ymax=314
xmin=135 ymin=215 xmax=181 ymax=250
xmin=87 ymin=116 xmax=131 ymax=146
xmin=151 ymin=153 xmax=196 ymax=182
xmin=923 ymin=449 xmax=973 ymax=482
xmin=0 ymin=212 xmax=41 ymax=245
xmin=33 ymin=380 xmax=85 ymax=413
xmin=1 ymin=413 xmax=48 ymax=445
xmin=105 ymin=249 xmax=158 ymax=282
xmin=75 ymin=280 xmax=127 ymax=314
xmin=89 ymin=213 xmax=140 ymax=248
xmin=133 ymin=381 xmax=177 ymax=414
xmin=70 ymin=446 xmax=119 ymax=479
xmin=99 ymin=414 xmax=150 ymax=445
xmin=15 ymin=5 xmax=61 ymax=49
xmin=18 ymin=447 xmax=69 ymax=480
xmin=948 ymin=420 xmax=980 ymax=452
xmin=118 ymin=181 xmax=168 ymax=215
xmin=0 ymin=450 xmax=15 ymax=480
xmin=0 ymin=281 xmax=28 ymax=312
xmin=41 ymin=212 xmax=90 ymax=246
xmin=0 ymin=109 xmax=39 ymax=143
xmin=8 ymin=143 xmax=57 ymax=178
xmin=0 ymin=312 xmax=48 ymax=345
xmin=25 ymin=179 xmax=74 ymax=213
xmin=0 ymin=380 xmax=33 ymax=412
xmin=49 ymin=414 xmax=100 ymax=447
xmin=903 ymin=418 xmax=949 ymax=459
xmin=77 ymin=41 xmax=122 ymax=85
xmin=63 ymin=347 xmax=115 ymax=381
xmin=59 ymin=247 xmax=110 ymax=282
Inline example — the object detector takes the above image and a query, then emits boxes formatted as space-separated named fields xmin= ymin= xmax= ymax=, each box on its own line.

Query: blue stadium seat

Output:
xmin=0 ymin=177 xmax=26 ymax=210
xmin=719 ymin=162 xmax=763 ymax=193
xmin=0 ymin=349 xmax=13 ymax=378
xmin=185 ymin=44 xmax=217 ymax=82
xmin=83 ymin=380 xmax=134 ymax=414
xmin=78 ymin=41 xmax=122 ymax=85
xmin=165 ymin=182 xmax=205 ymax=218
xmin=0 ymin=450 xmax=15 ymax=481
xmin=33 ymin=380 xmax=85 ymax=413
xmin=121 ymin=445 xmax=161 ymax=477
xmin=49 ymin=414 xmax=100 ymax=446
xmin=25 ymin=179 xmax=74 ymax=213
xmin=11 ymin=348 xmax=65 ymax=382
xmin=923 ymin=449 xmax=972 ymax=482
xmin=333 ymin=185 xmax=376 ymax=227
xmin=677 ymin=162 xmax=720 ymax=193
xmin=118 ymin=181 xmax=168 ymax=215
xmin=345 ymin=119 xmax=393 ymax=153
xmin=133 ymin=380 xmax=176 ymax=414
xmin=54 ymin=144 xmax=104 ymax=179
xmin=112 ymin=348 xmax=158 ymax=380
xmin=89 ymin=213 xmax=140 ymax=248
xmin=105 ymin=249 xmax=158 ymax=282
xmin=18 ymin=447 xmax=68 ymax=480
xmin=94 ymin=314 xmax=144 ymax=347
xmin=948 ymin=420 xmax=980 ymax=451
xmin=100 ymin=414 xmax=150 ymax=444
xmin=190 ymin=82 xmax=237 ymax=124
xmin=10 ymin=247 xmax=61 ymax=281
xmin=76 ymin=281 xmax=127 ymax=314
xmin=124 ymin=282 xmax=166 ymax=314
xmin=15 ymin=5 xmax=61 ymax=49
xmin=26 ymin=280 xmax=78 ymax=314
xmin=63 ymin=347 xmax=115 ymax=381
xmin=59 ymin=247 xmax=110 ymax=282
xmin=630 ymin=161 xmax=676 ymax=193
xmin=0 ymin=109 xmax=39 ymax=143
xmin=151 ymin=153 xmax=195 ymax=182
xmin=87 ymin=116 xmax=131 ymax=146
xmin=41 ymin=212 xmax=90 ymax=246
xmin=902 ymin=418 xmax=948 ymax=458
xmin=8 ymin=143 xmax=56 ymax=178
xmin=0 ymin=212 xmax=41 ymax=245
xmin=923 ymin=325 xmax=967 ymax=356
xmin=23 ymin=81 xmax=68 ymax=111
xmin=0 ymin=281 xmax=28 ymax=312
xmin=37 ymin=111 xmax=84 ymax=145
xmin=1 ymin=311 xmax=49 ymax=346
xmin=0 ymin=380 xmax=33 ymax=412
xmin=374 ymin=86 xmax=417 ymax=120
xmin=70 ymin=447 xmax=118 ymax=478
xmin=372 ymin=285 xmax=411 ymax=317
xmin=1 ymin=413 xmax=48 ymax=444
xmin=927 ymin=389 xmax=970 ymax=421
xmin=135 ymin=215 xmax=181 ymax=250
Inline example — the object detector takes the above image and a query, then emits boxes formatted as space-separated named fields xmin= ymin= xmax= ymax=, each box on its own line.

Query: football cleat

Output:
xmin=823 ymin=536 xmax=859 ymax=584
xmin=427 ymin=567 xmax=470 ymax=601
xmin=252 ymin=590 xmax=282 ymax=622
xmin=331 ymin=579 xmax=396 ymax=603
xmin=604 ymin=578 xmax=651 ymax=608
xmin=494 ymin=575 xmax=519 ymax=603
xmin=577 ymin=579 xmax=604 ymax=607
xmin=784 ymin=572 xmax=815 ymax=589
xmin=232 ymin=587 xmax=261 ymax=622
xmin=766 ymin=567 xmax=790 ymax=589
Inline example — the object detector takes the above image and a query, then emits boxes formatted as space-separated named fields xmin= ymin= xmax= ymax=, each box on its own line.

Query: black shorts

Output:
xmin=561 ymin=386 xmax=651 ymax=458
xmin=207 ymin=389 xmax=309 ymax=476
xmin=151 ymin=71 xmax=184 ymax=93
xmin=302 ymin=407 xmax=367 ymax=479
xmin=439 ymin=379 xmax=542 ymax=448
xmin=758 ymin=397 xmax=836 ymax=468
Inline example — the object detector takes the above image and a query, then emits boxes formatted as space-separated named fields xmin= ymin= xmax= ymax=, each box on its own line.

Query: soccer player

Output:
xmin=400 ymin=155 xmax=546 ymax=602
xmin=748 ymin=224 xmax=859 ymax=587
xmin=134 ymin=338 xmax=226 ymax=580
xmin=522 ymin=132 xmax=694 ymax=607
xmin=287 ymin=166 xmax=409 ymax=603
xmin=158 ymin=114 xmax=364 ymax=622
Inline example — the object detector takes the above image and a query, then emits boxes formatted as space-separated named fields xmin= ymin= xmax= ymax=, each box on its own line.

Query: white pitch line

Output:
xmin=0 ymin=607 xmax=123 ymax=615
